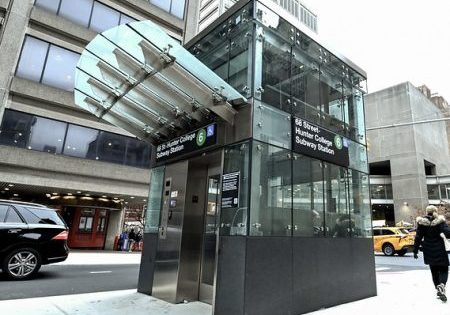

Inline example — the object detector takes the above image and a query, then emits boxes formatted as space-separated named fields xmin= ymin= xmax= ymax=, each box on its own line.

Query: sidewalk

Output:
xmin=2 ymin=267 xmax=450 ymax=315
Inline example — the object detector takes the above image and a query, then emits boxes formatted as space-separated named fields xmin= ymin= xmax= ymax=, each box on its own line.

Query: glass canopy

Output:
xmin=74 ymin=20 xmax=247 ymax=144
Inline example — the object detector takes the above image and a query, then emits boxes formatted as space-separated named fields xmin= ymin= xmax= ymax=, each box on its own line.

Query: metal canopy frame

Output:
xmin=74 ymin=20 xmax=247 ymax=144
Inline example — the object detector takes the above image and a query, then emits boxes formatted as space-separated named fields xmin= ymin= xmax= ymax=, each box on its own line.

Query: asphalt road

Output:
xmin=375 ymin=251 xmax=430 ymax=272
xmin=0 ymin=263 xmax=139 ymax=300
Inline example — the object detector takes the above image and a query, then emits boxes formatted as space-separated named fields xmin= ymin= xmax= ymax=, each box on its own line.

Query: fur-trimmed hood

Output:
xmin=416 ymin=213 xmax=446 ymax=226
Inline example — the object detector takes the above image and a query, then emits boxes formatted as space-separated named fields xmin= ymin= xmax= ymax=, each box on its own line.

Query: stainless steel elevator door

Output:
xmin=199 ymin=175 xmax=220 ymax=304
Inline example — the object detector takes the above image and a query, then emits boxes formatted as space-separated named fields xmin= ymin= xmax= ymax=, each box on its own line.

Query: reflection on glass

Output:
xmin=41 ymin=45 xmax=79 ymax=91
xmin=0 ymin=110 xmax=33 ymax=147
xmin=323 ymin=163 xmax=349 ymax=237
xmin=250 ymin=141 xmax=292 ymax=236
xmin=292 ymin=154 xmax=324 ymax=237
xmin=145 ymin=167 xmax=165 ymax=233
xmin=253 ymin=101 xmax=291 ymax=149
xmin=220 ymin=141 xmax=250 ymax=236
xmin=349 ymin=171 xmax=372 ymax=237
xmin=428 ymin=185 xmax=440 ymax=199
xmin=16 ymin=37 xmax=49 ymax=82
xmin=64 ymin=125 xmax=99 ymax=158
xmin=28 ymin=116 xmax=67 ymax=154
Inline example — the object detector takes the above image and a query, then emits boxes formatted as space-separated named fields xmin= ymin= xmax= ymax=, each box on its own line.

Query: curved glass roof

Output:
xmin=74 ymin=20 xmax=247 ymax=144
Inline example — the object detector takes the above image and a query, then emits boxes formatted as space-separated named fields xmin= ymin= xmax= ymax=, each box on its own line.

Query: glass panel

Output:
xmin=370 ymin=184 xmax=386 ymax=199
xmin=63 ymin=124 xmax=99 ymax=158
xmin=260 ymin=31 xmax=291 ymax=112
xmin=192 ymin=32 xmax=229 ymax=82
xmin=94 ymin=131 xmax=126 ymax=164
xmin=90 ymin=2 xmax=121 ymax=33
xmin=170 ymin=0 xmax=185 ymax=19
xmin=16 ymin=36 xmax=49 ymax=82
xmin=428 ymin=185 xmax=440 ymax=199
xmin=41 ymin=45 xmax=80 ymax=91
xmin=229 ymin=29 xmax=252 ymax=97
xmin=125 ymin=138 xmax=151 ymax=168
xmin=348 ymin=86 xmax=366 ymax=144
xmin=292 ymin=154 xmax=324 ymax=237
xmin=150 ymin=0 xmax=170 ymax=12
xmin=349 ymin=171 xmax=372 ymax=237
xmin=440 ymin=185 xmax=447 ymax=200
xmin=323 ymin=163 xmax=349 ymax=237
xmin=253 ymin=100 xmax=291 ymax=149
xmin=59 ymin=0 xmax=93 ymax=27
xmin=35 ymin=0 xmax=60 ymax=14
xmin=0 ymin=205 xmax=8 ymax=222
xmin=0 ymin=110 xmax=34 ymax=148
xmin=5 ymin=208 xmax=23 ymax=223
xmin=385 ymin=184 xmax=393 ymax=199
xmin=348 ymin=138 xmax=368 ymax=173
xmin=250 ymin=141 xmax=292 ymax=236
xmin=291 ymin=40 xmax=321 ymax=123
xmin=27 ymin=116 xmax=67 ymax=154
xmin=220 ymin=141 xmax=250 ymax=236
xmin=145 ymin=166 xmax=165 ymax=233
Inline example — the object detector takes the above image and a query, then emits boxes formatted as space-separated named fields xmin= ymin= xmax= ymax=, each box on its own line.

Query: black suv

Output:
xmin=0 ymin=200 xmax=69 ymax=280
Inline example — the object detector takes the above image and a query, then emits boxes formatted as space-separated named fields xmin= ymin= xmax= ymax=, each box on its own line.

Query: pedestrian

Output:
xmin=413 ymin=205 xmax=450 ymax=302
xmin=128 ymin=228 xmax=136 ymax=252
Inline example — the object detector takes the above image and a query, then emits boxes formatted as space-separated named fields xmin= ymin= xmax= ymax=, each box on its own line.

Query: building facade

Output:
xmin=365 ymin=82 xmax=450 ymax=225
xmin=0 ymin=0 xmax=192 ymax=249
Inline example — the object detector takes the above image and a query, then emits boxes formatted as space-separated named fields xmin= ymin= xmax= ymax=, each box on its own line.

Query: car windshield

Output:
xmin=17 ymin=206 xmax=66 ymax=226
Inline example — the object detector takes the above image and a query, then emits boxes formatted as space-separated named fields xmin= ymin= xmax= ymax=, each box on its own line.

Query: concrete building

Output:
xmin=0 ymin=0 xmax=192 ymax=249
xmin=365 ymin=82 xmax=450 ymax=225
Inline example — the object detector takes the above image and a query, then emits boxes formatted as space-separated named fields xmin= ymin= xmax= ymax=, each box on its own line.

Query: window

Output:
xmin=97 ymin=210 xmax=107 ymax=232
xmin=63 ymin=125 xmax=99 ymax=158
xmin=0 ymin=205 xmax=9 ymax=222
xmin=16 ymin=36 xmax=49 ymax=82
xmin=59 ymin=0 xmax=93 ymax=27
xmin=79 ymin=209 xmax=95 ymax=232
xmin=34 ymin=0 xmax=59 ymax=13
xmin=0 ymin=109 xmax=151 ymax=168
xmin=90 ymin=2 xmax=121 ymax=33
xmin=150 ymin=0 xmax=186 ymax=19
xmin=382 ymin=229 xmax=395 ymax=236
xmin=16 ymin=36 xmax=80 ymax=91
xmin=428 ymin=185 xmax=440 ymax=200
xmin=41 ymin=45 xmax=79 ymax=91
xmin=27 ymin=116 xmax=67 ymax=154
xmin=5 ymin=208 xmax=23 ymax=223
xmin=16 ymin=206 xmax=65 ymax=225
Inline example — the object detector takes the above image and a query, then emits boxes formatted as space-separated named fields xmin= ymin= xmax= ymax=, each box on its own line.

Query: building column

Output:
xmin=105 ymin=209 xmax=125 ymax=250
xmin=0 ymin=0 xmax=34 ymax=121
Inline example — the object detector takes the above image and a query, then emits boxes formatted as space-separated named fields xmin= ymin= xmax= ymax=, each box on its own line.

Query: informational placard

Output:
xmin=292 ymin=116 xmax=349 ymax=167
xmin=221 ymin=171 xmax=240 ymax=209
xmin=156 ymin=124 xmax=217 ymax=162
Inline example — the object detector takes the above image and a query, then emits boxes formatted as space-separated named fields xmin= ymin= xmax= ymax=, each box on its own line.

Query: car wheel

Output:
xmin=382 ymin=243 xmax=395 ymax=256
xmin=2 ymin=248 xmax=42 ymax=280
xmin=396 ymin=249 xmax=407 ymax=256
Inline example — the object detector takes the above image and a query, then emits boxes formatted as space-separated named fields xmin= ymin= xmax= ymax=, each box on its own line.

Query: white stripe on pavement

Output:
xmin=89 ymin=271 xmax=112 ymax=274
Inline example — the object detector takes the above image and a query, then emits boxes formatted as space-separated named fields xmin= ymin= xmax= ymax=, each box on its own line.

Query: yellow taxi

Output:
xmin=373 ymin=227 xmax=415 ymax=256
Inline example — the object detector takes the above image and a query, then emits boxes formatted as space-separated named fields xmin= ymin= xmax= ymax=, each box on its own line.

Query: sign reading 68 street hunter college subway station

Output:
xmin=156 ymin=124 xmax=217 ymax=162
xmin=292 ymin=117 xmax=349 ymax=167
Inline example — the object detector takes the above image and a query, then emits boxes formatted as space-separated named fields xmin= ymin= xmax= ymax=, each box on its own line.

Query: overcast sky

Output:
xmin=304 ymin=0 xmax=450 ymax=101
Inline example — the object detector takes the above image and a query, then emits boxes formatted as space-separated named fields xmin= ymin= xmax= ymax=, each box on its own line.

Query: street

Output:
xmin=375 ymin=252 xmax=429 ymax=272
xmin=0 ymin=251 xmax=141 ymax=300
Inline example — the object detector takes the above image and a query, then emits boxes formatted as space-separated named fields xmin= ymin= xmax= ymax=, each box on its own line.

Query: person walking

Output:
xmin=413 ymin=205 xmax=450 ymax=302
xmin=128 ymin=228 xmax=136 ymax=252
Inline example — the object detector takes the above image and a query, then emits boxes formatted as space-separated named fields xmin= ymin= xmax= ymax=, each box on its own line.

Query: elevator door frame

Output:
xmin=198 ymin=165 xmax=221 ymax=304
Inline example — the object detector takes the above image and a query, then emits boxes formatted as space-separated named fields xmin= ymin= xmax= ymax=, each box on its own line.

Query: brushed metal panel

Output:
xmin=152 ymin=160 xmax=188 ymax=303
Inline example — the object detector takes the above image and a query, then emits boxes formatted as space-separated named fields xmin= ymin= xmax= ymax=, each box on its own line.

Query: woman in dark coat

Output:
xmin=414 ymin=205 xmax=450 ymax=302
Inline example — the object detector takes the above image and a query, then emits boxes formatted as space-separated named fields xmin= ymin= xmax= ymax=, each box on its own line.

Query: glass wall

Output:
xmin=254 ymin=1 xmax=367 ymax=146
xmin=145 ymin=166 xmax=165 ymax=233
xmin=0 ymin=110 xmax=151 ymax=168
xmin=16 ymin=36 xmax=80 ymax=91
xmin=220 ymin=141 xmax=250 ymax=236
xmin=370 ymin=184 xmax=393 ymax=200
xmin=35 ymin=0 xmax=137 ymax=33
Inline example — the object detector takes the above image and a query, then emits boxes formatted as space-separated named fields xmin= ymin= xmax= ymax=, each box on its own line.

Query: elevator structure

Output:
xmin=74 ymin=1 xmax=376 ymax=314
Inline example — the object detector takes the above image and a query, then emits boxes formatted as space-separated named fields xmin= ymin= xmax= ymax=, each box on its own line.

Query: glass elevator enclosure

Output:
xmin=73 ymin=1 xmax=376 ymax=314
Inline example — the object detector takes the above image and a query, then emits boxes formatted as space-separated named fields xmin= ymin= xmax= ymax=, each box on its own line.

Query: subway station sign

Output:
xmin=156 ymin=124 xmax=217 ymax=162
xmin=292 ymin=116 xmax=349 ymax=167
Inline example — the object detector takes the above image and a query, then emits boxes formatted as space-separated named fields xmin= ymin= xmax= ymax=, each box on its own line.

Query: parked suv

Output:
xmin=373 ymin=227 xmax=415 ymax=256
xmin=0 ymin=200 xmax=69 ymax=280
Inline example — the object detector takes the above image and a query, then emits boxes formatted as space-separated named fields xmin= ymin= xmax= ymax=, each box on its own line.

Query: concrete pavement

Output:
xmin=1 ymin=251 xmax=450 ymax=315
